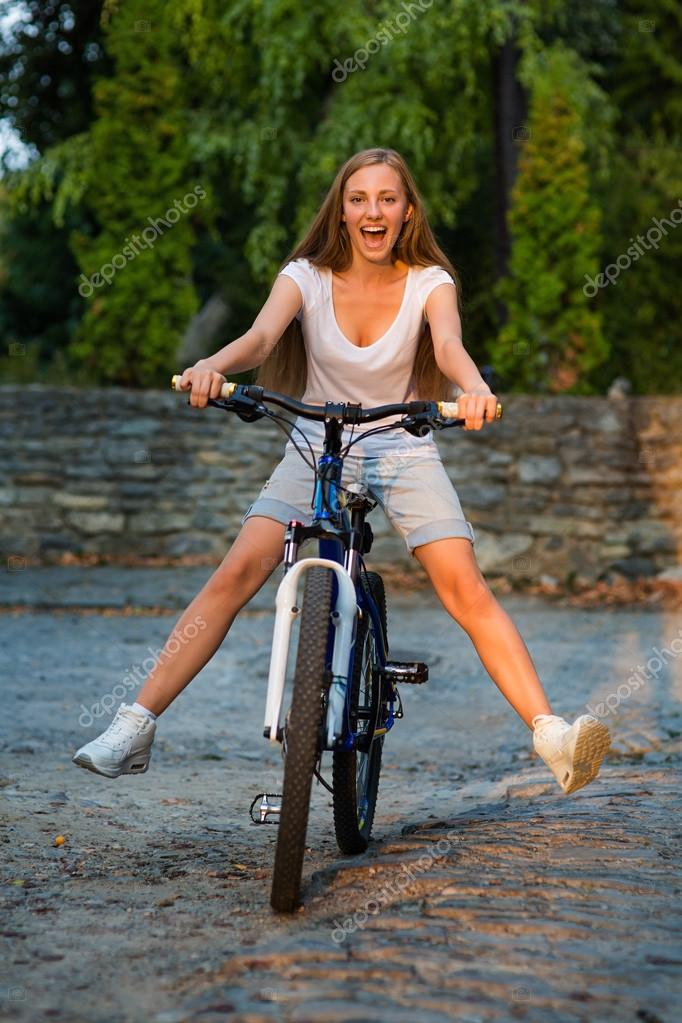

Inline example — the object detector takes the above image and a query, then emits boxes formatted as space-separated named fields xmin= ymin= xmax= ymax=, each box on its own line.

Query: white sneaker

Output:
xmin=532 ymin=713 xmax=611 ymax=794
xmin=72 ymin=703 xmax=156 ymax=778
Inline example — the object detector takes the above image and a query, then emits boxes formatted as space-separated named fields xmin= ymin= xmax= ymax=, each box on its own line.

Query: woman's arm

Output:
xmin=178 ymin=274 xmax=302 ymax=406
xmin=425 ymin=283 xmax=498 ymax=430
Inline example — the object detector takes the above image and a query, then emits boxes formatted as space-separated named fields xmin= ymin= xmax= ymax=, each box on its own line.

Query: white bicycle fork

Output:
xmin=262 ymin=557 xmax=358 ymax=748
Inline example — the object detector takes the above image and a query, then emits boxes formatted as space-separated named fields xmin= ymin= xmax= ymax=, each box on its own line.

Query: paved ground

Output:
xmin=1 ymin=566 xmax=681 ymax=1023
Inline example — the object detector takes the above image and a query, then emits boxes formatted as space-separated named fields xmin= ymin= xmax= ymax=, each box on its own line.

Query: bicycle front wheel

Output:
xmin=333 ymin=571 xmax=387 ymax=855
xmin=270 ymin=566 xmax=333 ymax=913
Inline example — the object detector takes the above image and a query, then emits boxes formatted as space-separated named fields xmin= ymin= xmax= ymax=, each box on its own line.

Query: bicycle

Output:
xmin=171 ymin=375 xmax=502 ymax=912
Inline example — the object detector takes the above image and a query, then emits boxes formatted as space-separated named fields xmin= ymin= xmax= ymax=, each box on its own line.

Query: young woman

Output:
xmin=73 ymin=147 xmax=611 ymax=793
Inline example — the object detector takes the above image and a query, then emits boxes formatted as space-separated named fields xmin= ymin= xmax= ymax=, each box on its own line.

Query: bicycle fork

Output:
xmin=262 ymin=556 xmax=357 ymax=748
xmin=250 ymin=556 xmax=357 ymax=825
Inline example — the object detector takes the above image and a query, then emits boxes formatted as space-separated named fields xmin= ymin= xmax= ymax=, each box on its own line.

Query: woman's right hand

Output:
xmin=177 ymin=361 xmax=227 ymax=408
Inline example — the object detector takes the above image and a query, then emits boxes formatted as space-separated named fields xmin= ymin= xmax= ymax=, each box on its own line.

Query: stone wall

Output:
xmin=1 ymin=386 xmax=680 ymax=581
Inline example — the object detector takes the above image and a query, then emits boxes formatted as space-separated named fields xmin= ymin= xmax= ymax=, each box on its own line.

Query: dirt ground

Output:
xmin=1 ymin=566 xmax=681 ymax=1022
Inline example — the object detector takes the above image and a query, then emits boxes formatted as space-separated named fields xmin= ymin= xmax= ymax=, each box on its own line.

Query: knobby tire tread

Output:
xmin=270 ymin=567 xmax=333 ymax=912
xmin=333 ymin=572 xmax=387 ymax=855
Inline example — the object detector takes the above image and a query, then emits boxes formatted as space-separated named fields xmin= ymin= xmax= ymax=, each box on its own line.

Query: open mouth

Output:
xmin=360 ymin=226 xmax=387 ymax=247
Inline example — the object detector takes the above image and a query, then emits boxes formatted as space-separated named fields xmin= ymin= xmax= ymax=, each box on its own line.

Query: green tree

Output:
xmin=0 ymin=1 xmax=108 ymax=376
xmin=0 ymin=0 xmax=110 ymax=161
xmin=611 ymin=0 xmax=682 ymax=139
xmin=0 ymin=186 xmax=82 ymax=368
xmin=591 ymin=2 xmax=682 ymax=392
xmin=7 ymin=0 xmax=679 ymax=393
xmin=593 ymin=134 xmax=682 ymax=394
xmin=492 ymin=43 xmax=608 ymax=392
xmin=68 ymin=0 xmax=208 ymax=385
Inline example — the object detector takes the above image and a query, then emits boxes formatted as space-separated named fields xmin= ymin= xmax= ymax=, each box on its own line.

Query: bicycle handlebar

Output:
xmin=170 ymin=376 xmax=503 ymax=423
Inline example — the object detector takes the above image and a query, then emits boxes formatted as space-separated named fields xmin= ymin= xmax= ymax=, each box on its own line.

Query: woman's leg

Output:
xmin=414 ymin=537 xmax=552 ymax=729
xmin=134 ymin=516 xmax=286 ymax=716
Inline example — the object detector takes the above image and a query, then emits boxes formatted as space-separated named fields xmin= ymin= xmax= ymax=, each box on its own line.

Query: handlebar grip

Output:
xmin=436 ymin=400 xmax=503 ymax=420
xmin=170 ymin=375 xmax=237 ymax=400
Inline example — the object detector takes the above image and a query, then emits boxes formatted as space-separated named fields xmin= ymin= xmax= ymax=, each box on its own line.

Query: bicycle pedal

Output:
xmin=249 ymin=792 xmax=282 ymax=824
xmin=381 ymin=660 xmax=429 ymax=684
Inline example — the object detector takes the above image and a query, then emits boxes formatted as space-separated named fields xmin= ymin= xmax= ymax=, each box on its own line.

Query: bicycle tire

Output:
xmin=333 ymin=571 xmax=388 ymax=855
xmin=270 ymin=566 xmax=333 ymax=913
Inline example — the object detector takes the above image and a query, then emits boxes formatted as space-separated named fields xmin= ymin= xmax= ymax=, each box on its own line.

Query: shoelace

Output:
xmin=531 ymin=714 xmax=556 ymax=738
xmin=102 ymin=710 xmax=145 ymax=750
xmin=533 ymin=715 xmax=570 ymax=755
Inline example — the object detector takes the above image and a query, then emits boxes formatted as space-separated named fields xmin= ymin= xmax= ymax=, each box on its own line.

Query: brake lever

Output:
xmin=206 ymin=395 xmax=267 ymax=422
xmin=400 ymin=413 xmax=465 ymax=437
xmin=400 ymin=416 xmax=430 ymax=438
xmin=433 ymin=416 xmax=466 ymax=430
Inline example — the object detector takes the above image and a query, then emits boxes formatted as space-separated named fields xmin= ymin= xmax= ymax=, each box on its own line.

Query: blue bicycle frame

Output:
xmin=312 ymin=450 xmax=395 ymax=754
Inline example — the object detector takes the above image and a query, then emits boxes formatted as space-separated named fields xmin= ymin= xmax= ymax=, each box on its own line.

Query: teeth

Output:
xmin=362 ymin=227 xmax=386 ymax=233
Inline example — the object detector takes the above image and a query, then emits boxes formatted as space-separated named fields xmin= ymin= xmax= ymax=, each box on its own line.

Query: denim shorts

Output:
xmin=240 ymin=445 xmax=475 ymax=557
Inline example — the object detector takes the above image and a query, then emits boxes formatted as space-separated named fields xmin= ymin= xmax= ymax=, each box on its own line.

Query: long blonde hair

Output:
xmin=256 ymin=147 xmax=462 ymax=400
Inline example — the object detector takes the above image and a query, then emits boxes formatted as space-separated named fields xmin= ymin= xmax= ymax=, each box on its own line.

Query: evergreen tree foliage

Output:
xmin=590 ymin=2 xmax=682 ymax=392
xmin=67 ymin=0 xmax=208 ymax=385
xmin=491 ymin=43 xmax=608 ymax=392
xmin=595 ymin=133 xmax=682 ymax=394
xmin=611 ymin=0 xmax=682 ymax=138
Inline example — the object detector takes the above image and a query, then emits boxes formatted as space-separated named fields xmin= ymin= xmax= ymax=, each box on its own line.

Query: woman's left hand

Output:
xmin=457 ymin=385 xmax=498 ymax=431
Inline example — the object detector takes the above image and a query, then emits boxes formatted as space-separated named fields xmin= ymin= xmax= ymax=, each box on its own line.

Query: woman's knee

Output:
xmin=450 ymin=578 xmax=496 ymax=622
xmin=208 ymin=522 xmax=284 ymax=599
xmin=431 ymin=571 xmax=493 ymax=623
xmin=417 ymin=541 xmax=496 ymax=622
xmin=204 ymin=560 xmax=266 ymax=616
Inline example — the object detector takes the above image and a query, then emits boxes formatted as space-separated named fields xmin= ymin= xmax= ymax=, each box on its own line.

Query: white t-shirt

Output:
xmin=278 ymin=258 xmax=457 ymax=457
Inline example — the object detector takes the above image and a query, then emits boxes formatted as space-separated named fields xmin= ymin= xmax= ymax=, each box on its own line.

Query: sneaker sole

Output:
xmin=563 ymin=718 xmax=611 ymax=794
xmin=72 ymin=751 xmax=151 ymax=779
